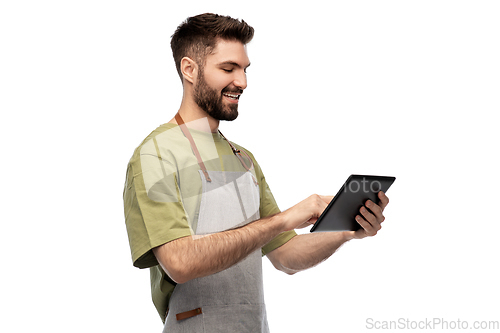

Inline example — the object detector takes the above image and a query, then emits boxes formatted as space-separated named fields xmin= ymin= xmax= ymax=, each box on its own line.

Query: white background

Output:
xmin=1 ymin=1 xmax=499 ymax=332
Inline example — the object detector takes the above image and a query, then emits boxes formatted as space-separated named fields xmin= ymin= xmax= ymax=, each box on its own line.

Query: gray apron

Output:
xmin=163 ymin=115 xmax=269 ymax=333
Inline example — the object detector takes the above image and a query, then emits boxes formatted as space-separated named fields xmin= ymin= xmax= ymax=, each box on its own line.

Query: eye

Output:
xmin=222 ymin=68 xmax=233 ymax=73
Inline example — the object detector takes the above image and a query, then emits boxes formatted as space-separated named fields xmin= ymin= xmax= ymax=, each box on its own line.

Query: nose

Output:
xmin=233 ymin=70 xmax=247 ymax=90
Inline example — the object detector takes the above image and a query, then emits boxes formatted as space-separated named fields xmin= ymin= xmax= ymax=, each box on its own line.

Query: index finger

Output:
xmin=319 ymin=195 xmax=334 ymax=204
xmin=378 ymin=191 xmax=389 ymax=210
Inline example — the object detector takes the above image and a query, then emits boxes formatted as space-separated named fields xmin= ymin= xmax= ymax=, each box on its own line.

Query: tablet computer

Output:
xmin=310 ymin=175 xmax=395 ymax=232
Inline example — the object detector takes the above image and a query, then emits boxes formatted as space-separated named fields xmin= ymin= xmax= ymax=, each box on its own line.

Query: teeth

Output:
xmin=223 ymin=93 xmax=239 ymax=99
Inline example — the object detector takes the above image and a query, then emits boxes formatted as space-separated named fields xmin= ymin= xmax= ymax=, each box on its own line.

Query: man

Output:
xmin=123 ymin=13 xmax=389 ymax=332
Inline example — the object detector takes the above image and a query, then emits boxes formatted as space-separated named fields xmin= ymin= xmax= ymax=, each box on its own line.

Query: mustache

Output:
xmin=222 ymin=87 xmax=243 ymax=94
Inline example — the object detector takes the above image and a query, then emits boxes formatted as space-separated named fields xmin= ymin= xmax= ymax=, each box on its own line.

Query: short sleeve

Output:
xmin=256 ymin=166 xmax=297 ymax=254
xmin=123 ymin=149 xmax=192 ymax=269
xmin=261 ymin=230 xmax=296 ymax=255
xmin=241 ymin=148 xmax=297 ymax=255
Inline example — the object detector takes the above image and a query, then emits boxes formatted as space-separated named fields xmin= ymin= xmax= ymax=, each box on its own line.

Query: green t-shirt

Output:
xmin=123 ymin=122 xmax=296 ymax=321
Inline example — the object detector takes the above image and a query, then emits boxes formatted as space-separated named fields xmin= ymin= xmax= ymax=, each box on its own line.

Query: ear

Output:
xmin=180 ymin=57 xmax=198 ymax=85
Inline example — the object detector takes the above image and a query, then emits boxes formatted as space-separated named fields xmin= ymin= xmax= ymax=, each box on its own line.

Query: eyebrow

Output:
xmin=216 ymin=61 xmax=251 ymax=69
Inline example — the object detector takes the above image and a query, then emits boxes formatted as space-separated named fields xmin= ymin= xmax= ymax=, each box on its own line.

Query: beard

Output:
xmin=193 ymin=70 xmax=240 ymax=121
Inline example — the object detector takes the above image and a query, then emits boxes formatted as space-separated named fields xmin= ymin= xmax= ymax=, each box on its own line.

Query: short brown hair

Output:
xmin=171 ymin=13 xmax=254 ymax=80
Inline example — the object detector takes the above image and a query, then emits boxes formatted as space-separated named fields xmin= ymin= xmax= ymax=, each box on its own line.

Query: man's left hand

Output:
xmin=351 ymin=191 xmax=390 ymax=239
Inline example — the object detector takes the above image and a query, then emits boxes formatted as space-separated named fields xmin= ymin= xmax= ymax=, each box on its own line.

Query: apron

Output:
xmin=162 ymin=115 xmax=269 ymax=333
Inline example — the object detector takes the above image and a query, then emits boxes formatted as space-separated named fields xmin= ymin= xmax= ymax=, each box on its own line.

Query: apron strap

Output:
xmin=218 ymin=130 xmax=258 ymax=186
xmin=175 ymin=113 xmax=212 ymax=182
xmin=218 ymin=130 xmax=255 ymax=173
xmin=175 ymin=113 xmax=258 ymax=185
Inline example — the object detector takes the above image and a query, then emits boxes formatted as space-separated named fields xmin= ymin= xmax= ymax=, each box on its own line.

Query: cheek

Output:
xmin=205 ymin=74 xmax=231 ymax=91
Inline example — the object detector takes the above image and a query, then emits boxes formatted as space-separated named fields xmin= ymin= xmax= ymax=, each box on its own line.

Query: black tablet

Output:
xmin=310 ymin=175 xmax=395 ymax=232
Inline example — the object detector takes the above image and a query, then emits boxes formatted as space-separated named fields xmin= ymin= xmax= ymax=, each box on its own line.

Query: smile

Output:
xmin=223 ymin=92 xmax=240 ymax=100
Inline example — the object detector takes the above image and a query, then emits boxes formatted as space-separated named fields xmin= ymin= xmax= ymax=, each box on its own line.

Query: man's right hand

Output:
xmin=279 ymin=194 xmax=333 ymax=231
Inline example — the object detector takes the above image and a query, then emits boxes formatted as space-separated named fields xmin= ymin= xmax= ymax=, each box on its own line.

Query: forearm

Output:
xmin=154 ymin=194 xmax=332 ymax=283
xmin=270 ymin=231 xmax=354 ymax=274
xmin=154 ymin=214 xmax=284 ymax=283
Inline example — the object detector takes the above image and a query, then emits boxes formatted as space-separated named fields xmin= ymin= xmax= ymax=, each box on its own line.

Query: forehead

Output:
xmin=206 ymin=39 xmax=250 ymax=67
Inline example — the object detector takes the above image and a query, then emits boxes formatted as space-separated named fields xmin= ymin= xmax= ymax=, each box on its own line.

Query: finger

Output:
xmin=319 ymin=195 xmax=334 ymax=204
xmin=365 ymin=200 xmax=385 ymax=223
xmin=315 ymin=194 xmax=330 ymax=212
xmin=355 ymin=214 xmax=378 ymax=237
xmin=360 ymin=206 xmax=380 ymax=229
xmin=308 ymin=194 xmax=329 ymax=218
xmin=378 ymin=191 xmax=390 ymax=210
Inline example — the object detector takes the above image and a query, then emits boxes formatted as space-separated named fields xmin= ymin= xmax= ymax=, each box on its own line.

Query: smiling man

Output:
xmin=123 ymin=13 xmax=389 ymax=332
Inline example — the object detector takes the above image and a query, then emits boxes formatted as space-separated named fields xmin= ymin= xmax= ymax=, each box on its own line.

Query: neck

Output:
xmin=170 ymin=97 xmax=220 ymax=133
